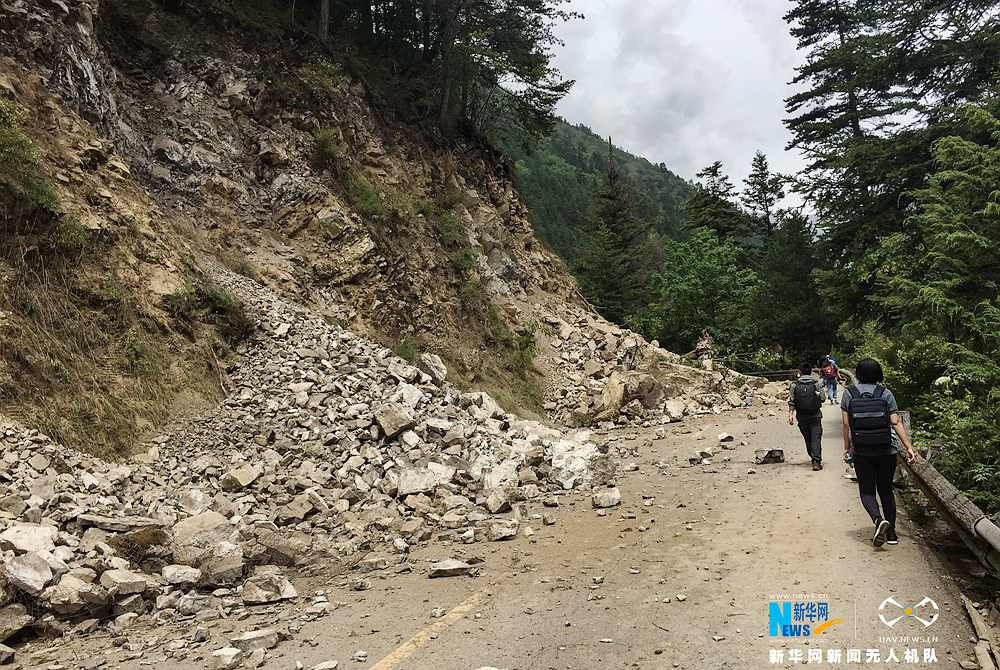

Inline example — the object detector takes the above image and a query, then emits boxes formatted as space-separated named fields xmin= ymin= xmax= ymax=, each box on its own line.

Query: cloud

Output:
xmin=552 ymin=0 xmax=806 ymax=197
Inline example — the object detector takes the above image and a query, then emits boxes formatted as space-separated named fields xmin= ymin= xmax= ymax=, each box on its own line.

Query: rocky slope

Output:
xmin=0 ymin=0 xmax=769 ymax=659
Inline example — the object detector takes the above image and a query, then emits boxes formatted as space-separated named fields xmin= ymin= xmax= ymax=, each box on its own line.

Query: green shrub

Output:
xmin=165 ymin=282 xmax=199 ymax=321
xmin=198 ymin=283 xmax=255 ymax=344
xmin=450 ymin=249 xmax=478 ymax=277
xmin=416 ymin=198 xmax=437 ymax=217
xmin=49 ymin=218 xmax=92 ymax=255
xmin=0 ymin=98 xmax=57 ymax=211
xmin=344 ymin=172 xmax=385 ymax=217
xmin=299 ymin=62 xmax=342 ymax=101
xmin=220 ymin=251 xmax=259 ymax=281
xmin=509 ymin=322 xmax=538 ymax=373
xmin=435 ymin=188 xmax=465 ymax=211
xmin=396 ymin=337 xmax=419 ymax=363
xmin=437 ymin=212 xmax=466 ymax=248
xmin=385 ymin=187 xmax=422 ymax=218
xmin=120 ymin=329 xmax=151 ymax=375
xmin=312 ymin=128 xmax=343 ymax=172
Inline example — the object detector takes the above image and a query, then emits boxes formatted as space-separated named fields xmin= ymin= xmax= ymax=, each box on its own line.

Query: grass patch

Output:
xmin=119 ymin=328 xmax=153 ymax=375
xmin=435 ymin=188 xmax=465 ymax=211
xmin=166 ymin=278 xmax=254 ymax=345
xmin=165 ymin=282 xmax=199 ymax=322
xmin=312 ymin=128 xmax=344 ymax=172
xmin=48 ymin=217 xmax=92 ymax=256
xmin=509 ymin=322 xmax=539 ymax=375
xmin=219 ymin=250 xmax=260 ymax=281
xmin=261 ymin=61 xmax=343 ymax=118
xmin=450 ymin=248 xmax=478 ymax=277
xmin=344 ymin=171 xmax=386 ymax=218
xmin=437 ymin=212 xmax=466 ymax=248
xmin=299 ymin=61 xmax=342 ymax=100
xmin=395 ymin=336 xmax=419 ymax=363
xmin=0 ymin=266 xmax=217 ymax=458
xmin=197 ymin=283 xmax=255 ymax=344
xmin=0 ymin=97 xmax=57 ymax=213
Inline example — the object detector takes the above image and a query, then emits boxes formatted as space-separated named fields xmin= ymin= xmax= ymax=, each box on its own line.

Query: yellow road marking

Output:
xmin=814 ymin=618 xmax=843 ymax=635
xmin=369 ymin=589 xmax=488 ymax=669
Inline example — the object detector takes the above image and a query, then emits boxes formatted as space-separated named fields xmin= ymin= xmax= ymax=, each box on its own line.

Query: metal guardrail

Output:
xmin=898 ymin=411 xmax=1000 ymax=576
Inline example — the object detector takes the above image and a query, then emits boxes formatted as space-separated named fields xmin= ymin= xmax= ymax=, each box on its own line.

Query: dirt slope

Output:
xmin=0 ymin=0 xmax=743 ymax=453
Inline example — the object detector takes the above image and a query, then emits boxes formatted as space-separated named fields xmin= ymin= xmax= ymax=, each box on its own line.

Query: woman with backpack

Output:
xmin=841 ymin=358 xmax=919 ymax=547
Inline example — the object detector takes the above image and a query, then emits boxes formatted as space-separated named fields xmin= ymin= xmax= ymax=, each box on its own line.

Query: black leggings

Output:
xmin=854 ymin=453 xmax=897 ymax=526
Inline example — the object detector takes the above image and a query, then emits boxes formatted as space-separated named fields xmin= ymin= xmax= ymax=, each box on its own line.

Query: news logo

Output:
xmin=769 ymin=598 xmax=842 ymax=637
xmin=879 ymin=595 xmax=939 ymax=629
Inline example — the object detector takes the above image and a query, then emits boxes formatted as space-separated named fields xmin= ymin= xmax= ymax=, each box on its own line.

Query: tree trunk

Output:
xmin=318 ymin=0 xmax=330 ymax=42
xmin=361 ymin=0 xmax=374 ymax=44
xmin=437 ymin=0 xmax=460 ymax=130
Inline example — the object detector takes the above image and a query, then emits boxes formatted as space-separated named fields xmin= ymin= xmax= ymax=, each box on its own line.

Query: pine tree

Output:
xmin=754 ymin=210 xmax=831 ymax=354
xmin=685 ymin=161 xmax=749 ymax=239
xmin=741 ymin=151 xmax=784 ymax=237
xmin=576 ymin=139 xmax=653 ymax=324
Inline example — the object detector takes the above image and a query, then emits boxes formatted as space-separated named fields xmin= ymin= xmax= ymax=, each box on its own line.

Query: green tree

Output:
xmin=576 ymin=140 xmax=654 ymax=324
xmin=495 ymin=120 xmax=693 ymax=262
xmin=785 ymin=0 xmax=1000 ymax=323
xmin=685 ymin=161 xmax=749 ymax=238
xmin=754 ymin=210 xmax=831 ymax=356
xmin=741 ymin=151 xmax=785 ymax=237
xmin=855 ymin=103 xmax=1000 ymax=511
xmin=637 ymin=229 xmax=762 ymax=355
xmin=273 ymin=0 xmax=578 ymax=137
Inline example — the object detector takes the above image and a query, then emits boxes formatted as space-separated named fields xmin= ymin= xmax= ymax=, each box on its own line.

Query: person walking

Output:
xmin=821 ymin=356 xmax=839 ymax=404
xmin=841 ymin=358 xmax=919 ymax=547
xmin=788 ymin=362 xmax=824 ymax=471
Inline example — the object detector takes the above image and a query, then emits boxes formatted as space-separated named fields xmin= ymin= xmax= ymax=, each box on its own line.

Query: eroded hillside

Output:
xmin=1 ymin=0 xmax=746 ymax=453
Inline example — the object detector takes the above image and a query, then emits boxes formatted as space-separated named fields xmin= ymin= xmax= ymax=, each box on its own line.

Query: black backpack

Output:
xmin=793 ymin=379 xmax=822 ymax=413
xmin=847 ymin=385 xmax=892 ymax=451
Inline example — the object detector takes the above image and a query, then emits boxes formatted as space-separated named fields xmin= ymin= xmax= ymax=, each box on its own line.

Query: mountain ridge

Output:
xmin=496 ymin=118 xmax=696 ymax=262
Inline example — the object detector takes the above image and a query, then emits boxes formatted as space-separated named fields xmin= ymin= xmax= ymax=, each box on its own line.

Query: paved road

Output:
xmin=35 ymin=406 xmax=977 ymax=670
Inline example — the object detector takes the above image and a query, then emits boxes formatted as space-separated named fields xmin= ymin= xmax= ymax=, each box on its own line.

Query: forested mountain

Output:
xmin=496 ymin=121 xmax=694 ymax=261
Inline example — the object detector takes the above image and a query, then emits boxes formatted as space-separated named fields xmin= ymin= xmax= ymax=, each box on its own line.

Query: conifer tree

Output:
xmin=741 ymin=151 xmax=784 ymax=237
xmin=685 ymin=161 xmax=749 ymax=239
xmin=576 ymin=139 xmax=653 ymax=324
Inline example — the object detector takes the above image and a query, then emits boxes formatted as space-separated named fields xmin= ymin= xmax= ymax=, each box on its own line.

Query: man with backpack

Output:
xmin=821 ymin=356 xmax=839 ymax=404
xmin=842 ymin=358 xmax=919 ymax=547
xmin=788 ymin=362 xmax=824 ymax=471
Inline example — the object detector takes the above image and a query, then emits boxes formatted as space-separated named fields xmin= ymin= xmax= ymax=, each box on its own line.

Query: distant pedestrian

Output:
xmin=788 ymin=362 xmax=824 ymax=471
xmin=821 ymin=356 xmax=839 ymax=404
xmin=842 ymin=358 xmax=919 ymax=547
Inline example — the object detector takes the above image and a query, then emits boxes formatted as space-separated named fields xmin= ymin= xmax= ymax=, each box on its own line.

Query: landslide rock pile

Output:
xmin=0 ymin=267 xmax=600 ymax=641
xmin=536 ymin=307 xmax=755 ymax=427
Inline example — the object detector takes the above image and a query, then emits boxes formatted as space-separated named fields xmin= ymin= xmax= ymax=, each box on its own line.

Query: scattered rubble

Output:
xmin=0 ymin=270 xmax=604 ymax=642
xmin=591 ymin=488 xmax=622 ymax=509
xmin=754 ymin=449 xmax=786 ymax=464
xmin=429 ymin=559 xmax=472 ymax=578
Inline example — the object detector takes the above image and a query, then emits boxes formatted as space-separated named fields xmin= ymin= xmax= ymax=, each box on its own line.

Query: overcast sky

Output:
xmin=552 ymin=0 xmax=804 ymax=191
